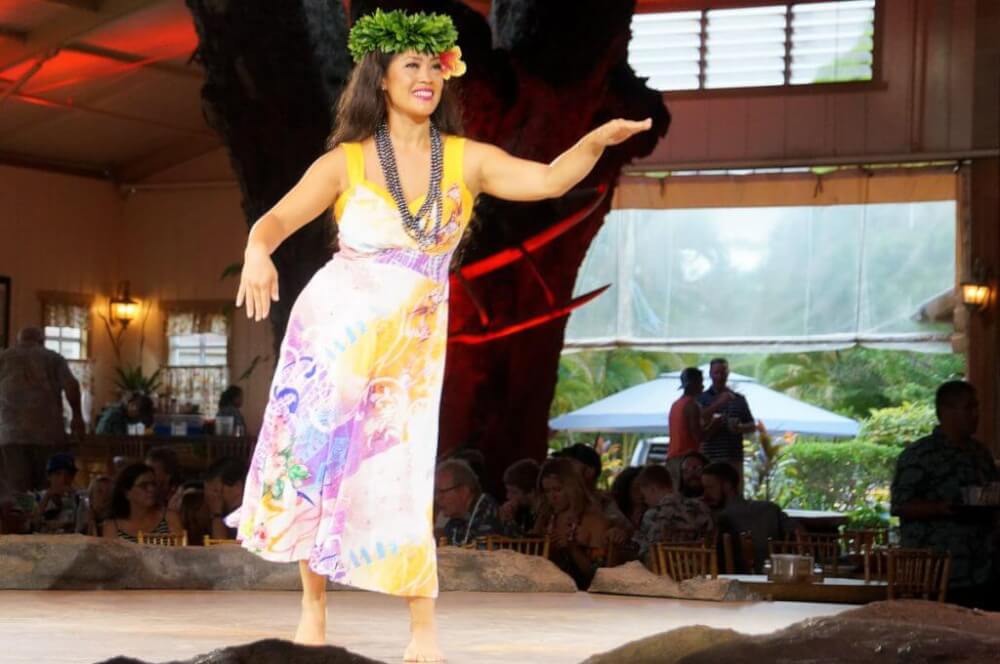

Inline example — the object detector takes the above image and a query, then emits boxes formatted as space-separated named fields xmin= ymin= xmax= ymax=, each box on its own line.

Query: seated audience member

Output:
xmin=95 ymin=393 xmax=154 ymax=435
xmin=610 ymin=466 xmax=645 ymax=531
xmin=435 ymin=459 xmax=503 ymax=546
xmin=891 ymin=380 xmax=999 ymax=610
xmin=203 ymin=456 xmax=246 ymax=539
xmin=679 ymin=452 xmax=709 ymax=499
xmin=216 ymin=385 xmax=247 ymax=434
xmin=102 ymin=463 xmax=183 ymax=542
xmin=633 ymin=464 xmax=713 ymax=563
xmin=145 ymin=446 xmax=183 ymax=510
xmin=556 ymin=442 xmax=632 ymax=540
xmin=499 ymin=458 xmax=541 ymax=536
xmin=180 ymin=488 xmax=212 ymax=545
xmin=533 ymin=457 xmax=611 ymax=590
xmin=77 ymin=475 xmax=113 ymax=536
xmin=33 ymin=453 xmax=83 ymax=534
xmin=702 ymin=462 xmax=799 ymax=572
xmin=448 ymin=447 xmax=487 ymax=483
xmin=0 ymin=480 xmax=33 ymax=535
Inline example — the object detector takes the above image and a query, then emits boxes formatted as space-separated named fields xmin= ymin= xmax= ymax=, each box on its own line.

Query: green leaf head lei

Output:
xmin=347 ymin=9 xmax=466 ymax=79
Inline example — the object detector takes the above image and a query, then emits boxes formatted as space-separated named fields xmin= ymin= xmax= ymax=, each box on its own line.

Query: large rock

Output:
xmin=588 ymin=561 xmax=753 ymax=601
xmin=95 ymin=638 xmax=385 ymax=663
xmin=437 ymin=547 xmax=578 ymax=592
xmin=0 ymin=535 xmax=576 ymax=592
xmin=582 ymin=600 xmax=1000 ymax=664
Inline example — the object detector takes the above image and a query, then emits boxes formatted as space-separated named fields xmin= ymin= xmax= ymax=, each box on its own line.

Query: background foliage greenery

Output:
xmin=550 ymin=347 xmax=965 ymax=526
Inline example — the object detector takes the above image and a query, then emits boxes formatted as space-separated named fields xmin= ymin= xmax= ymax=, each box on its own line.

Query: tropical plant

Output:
xmin=113 ymin=364 xmax=162 ymax=396
xmin=857 ymin=402 xmax=937 ymax=448
xmin=743 ymin=423 xmax=796 ymax=503
xmin=772 ymin=440 xmax=900 ymax=527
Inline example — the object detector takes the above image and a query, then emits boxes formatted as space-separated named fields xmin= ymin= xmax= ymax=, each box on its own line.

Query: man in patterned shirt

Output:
xmin=891 ymin=380 xmax=999 ymax=609
xmin=0 ymin=327 xmax=84 ymax=492
xmin=434 ymin=459 xmax=503 ymax=547
xmin=632 ymin=463 xmax=713 ymax=563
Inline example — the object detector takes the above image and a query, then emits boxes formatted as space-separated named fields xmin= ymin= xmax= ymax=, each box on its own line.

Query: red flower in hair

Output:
xmin=439 ymin=46 xmax=466 ymax=80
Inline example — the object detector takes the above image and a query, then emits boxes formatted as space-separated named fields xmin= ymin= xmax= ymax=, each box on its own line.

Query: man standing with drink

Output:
xmin=697 ymin=358 xmax=755 ymax=487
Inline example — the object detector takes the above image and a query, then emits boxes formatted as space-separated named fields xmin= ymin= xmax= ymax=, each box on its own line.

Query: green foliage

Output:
xmin=759 ymin=348 xmax=964 ymax=419
xmin=769 ymin=441 xmax=899 ymax=527
xmin=348 ymin=9 xmax=457 ymax=62
xmin=114 ymin=364 xmax=162 ymax=396
xmin=857 ymin=402 xmax=937 ymax=448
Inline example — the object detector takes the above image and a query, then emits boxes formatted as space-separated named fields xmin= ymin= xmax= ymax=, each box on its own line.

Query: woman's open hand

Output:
xmin=236 ymin=244 xmax=279 ymax=322
xmin=590 ymin=117 xmax=653 ymax=148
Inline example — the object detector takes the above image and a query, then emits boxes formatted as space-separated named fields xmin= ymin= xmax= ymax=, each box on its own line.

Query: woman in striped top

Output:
xmin=102 ymin=463 xmax=182 ymax=543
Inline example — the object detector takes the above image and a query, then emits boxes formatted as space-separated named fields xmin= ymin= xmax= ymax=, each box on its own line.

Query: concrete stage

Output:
xmin=1 ymin=590 xmax=851 ymax=664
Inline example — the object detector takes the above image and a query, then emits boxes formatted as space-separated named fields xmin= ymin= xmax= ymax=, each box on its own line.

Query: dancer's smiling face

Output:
xmin=382 ymin=51 xmax=443 ymax=118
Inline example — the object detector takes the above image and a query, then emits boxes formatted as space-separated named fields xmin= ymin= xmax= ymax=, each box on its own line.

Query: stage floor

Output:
xmin=1 ymin=590 xmax=851 ymax=664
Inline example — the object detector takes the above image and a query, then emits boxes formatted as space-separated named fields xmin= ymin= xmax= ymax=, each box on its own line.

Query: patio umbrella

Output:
xmin=548 ymin=370 xmax=860 ymax=438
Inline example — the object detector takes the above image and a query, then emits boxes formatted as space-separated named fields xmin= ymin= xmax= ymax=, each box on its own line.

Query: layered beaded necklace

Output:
xmin=374 ymin=121 xmax=443 ymax=249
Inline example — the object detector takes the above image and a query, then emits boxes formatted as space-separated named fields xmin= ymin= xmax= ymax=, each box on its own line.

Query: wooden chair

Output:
xmin=654 ymin=543 xmax=718 ymax=582
xmin=841 ymin=528 xmax=889 ymax=556
xmin=203 ymin=535 xmax=239 ymax=547
xmin=739 ymin=531 xmax=756 ymax=572
xmin=484 ymin=535 xmax=551 ymax=558
xmin=770 ymin=533 xmax=840 ymax=575
xmin=885 ymin=548 xmax=950 ymax=602
xmin=436 ymin=536 xmax=482 ymax=550
xmin=138 ymin=530 xmax=188 ymax=547
xmin=721 ymin=532 xmax=756 ymax=573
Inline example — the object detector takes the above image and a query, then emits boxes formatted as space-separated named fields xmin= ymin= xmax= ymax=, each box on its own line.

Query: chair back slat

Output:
xmin=484 ymin=535 xmax=551 ymax=558
xmin=203 ymin=536 xmax=239 ymax=547
xmin=654 ymin=543 xmax=718 ymax=582
xmin=138 ymin=530 xmax=188 ymax=547
xmin=886 ymin=548 xmax=950 ymax=602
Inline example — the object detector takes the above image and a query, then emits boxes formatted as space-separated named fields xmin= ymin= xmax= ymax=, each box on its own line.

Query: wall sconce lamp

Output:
xmin=961 ymin=282 xmax=991 ymax=311
xmin=961 ymin=260 xmax=994 ymax=313
xmin=109 ymin=281 xmax=139 ymax=328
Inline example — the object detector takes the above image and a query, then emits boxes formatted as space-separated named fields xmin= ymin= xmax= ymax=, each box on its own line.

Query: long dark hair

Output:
xmin=327 ymin=51 xmax=463 ymax=148
xmin=111 ymin=463 xmax=154 ymax=520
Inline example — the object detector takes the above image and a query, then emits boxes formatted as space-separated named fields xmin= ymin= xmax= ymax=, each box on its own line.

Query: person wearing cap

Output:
xmin=667 ymin=368 xmax=733 ymax=461
xmin=0 ymin=326 xmax=85 ymax=492
xmin=32 ymin=452 xmax=83 ymax=534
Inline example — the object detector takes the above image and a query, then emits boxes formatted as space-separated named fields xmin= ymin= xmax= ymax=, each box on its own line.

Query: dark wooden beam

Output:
xmin=0 ymin=0 xmax=161 ymax=72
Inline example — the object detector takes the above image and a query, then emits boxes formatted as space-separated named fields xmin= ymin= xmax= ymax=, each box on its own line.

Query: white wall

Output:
xmin=0 ymin=166 xmax=272 ymax=432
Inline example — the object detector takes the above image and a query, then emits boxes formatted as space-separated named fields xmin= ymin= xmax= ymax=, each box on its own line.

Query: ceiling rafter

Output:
xmin=67 ymin=42 xmax=201 ymax=80
xmin=115 ymin=138 xmax=223 ymax=183
xmin=0 ymin=0 xmax=162 ymax=73
xmin=41 ymin=0 xmax=102 ymax=12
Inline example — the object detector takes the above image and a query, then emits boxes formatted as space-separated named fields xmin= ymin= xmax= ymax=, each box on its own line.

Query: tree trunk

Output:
xmin=186 ymin=0 xmax=669 ymax=495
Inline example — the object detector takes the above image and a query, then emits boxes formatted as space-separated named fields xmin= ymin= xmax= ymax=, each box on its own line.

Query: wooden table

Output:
xmin=720 ymin=574 xmax=887 ymax=604
xmin=785 ymin=509 xmax=849 ymax=533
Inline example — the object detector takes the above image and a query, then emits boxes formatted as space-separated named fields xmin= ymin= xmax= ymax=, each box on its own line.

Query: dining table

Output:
xmin=720 ymin=574 xmax=887 ymax=604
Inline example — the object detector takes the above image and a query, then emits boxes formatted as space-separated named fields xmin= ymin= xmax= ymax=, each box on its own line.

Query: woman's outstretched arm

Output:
xmin=237 ymin=148 xmax=348 ymax=321
xmin=466 ymin=118 xmax=652 ymax=202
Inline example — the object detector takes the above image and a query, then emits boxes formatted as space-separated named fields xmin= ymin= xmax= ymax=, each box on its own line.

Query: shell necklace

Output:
xmin=374 ymin=122 xmax=443 ymax=248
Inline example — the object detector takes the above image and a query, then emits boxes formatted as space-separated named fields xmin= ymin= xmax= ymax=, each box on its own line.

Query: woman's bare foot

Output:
xmin=403 ymin=626 xmax=444 ymax=662
xmin=293 ymin=597 xmax=327 ymax=646
xmin=404 ymin=597 xmax=444 ymax=662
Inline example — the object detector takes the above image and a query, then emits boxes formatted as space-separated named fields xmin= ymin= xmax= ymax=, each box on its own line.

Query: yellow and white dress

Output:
xmin=228 ymin=136 xmax=473 ymax=598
